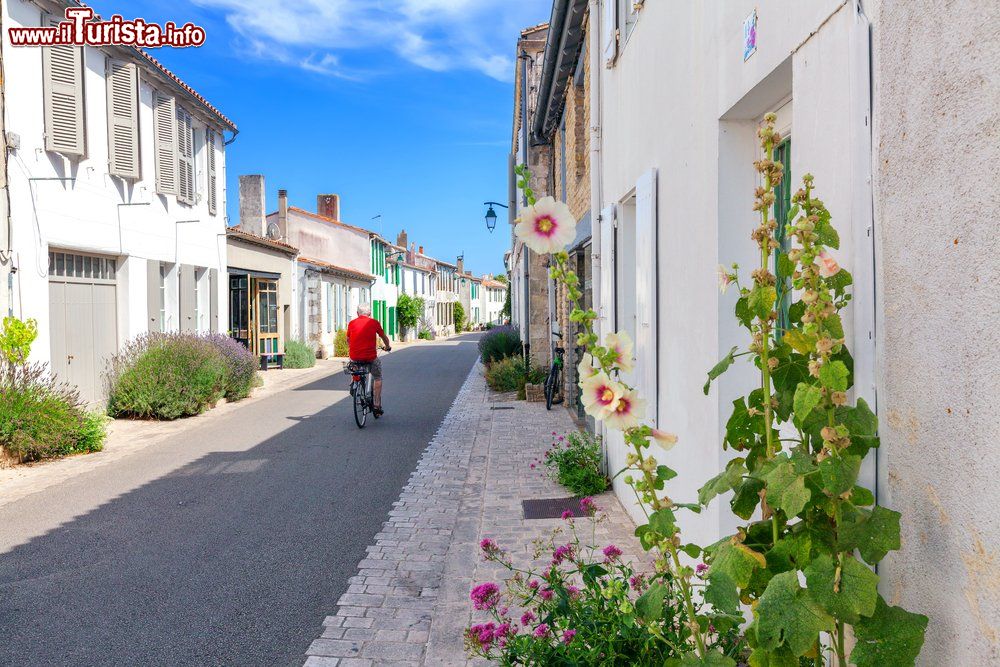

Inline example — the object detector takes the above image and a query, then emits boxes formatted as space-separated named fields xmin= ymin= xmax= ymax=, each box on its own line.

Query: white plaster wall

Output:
xmin=868 ymin=1 xmax=1000 ymax=662
xmin=278 ymin=210 xmax=371 ymax=276
xmin=595 ymin=0 xmax=870 ymax=551
xmin=4 ymin=0 xmax=229 ymax=363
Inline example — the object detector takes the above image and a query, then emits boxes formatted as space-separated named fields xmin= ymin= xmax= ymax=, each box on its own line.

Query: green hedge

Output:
xmin=334 ymin=330 xmax=350 ymax=357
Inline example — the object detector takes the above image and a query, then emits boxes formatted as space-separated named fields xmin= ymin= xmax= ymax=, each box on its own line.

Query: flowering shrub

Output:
xmin=334 ymin=329 xmax=350 ymax=356
xmin=466 ymin=500 xmax=745 ymax=664
xmin=540 ymin=430 xmax=608 ymax=496
xmin=485 ymin=356 xmax=545 ymax=393
xmin=106 ymin=333 xmax=227 ymax=420
xmin=0 ymin=316 xmax=38 ymax=364
xmin=203 ymin=333 xmax=260 ymax=400
xmin=478 ymin=324 xmax=522 ymax=364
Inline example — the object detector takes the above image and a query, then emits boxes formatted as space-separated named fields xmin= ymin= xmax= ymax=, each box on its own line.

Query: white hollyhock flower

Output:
xmin=580 ymin=372 xmax=623 ymax=421
xmin=604 ymin=331 xmax=635 ymax=373
xmin=605 ymin=388 xmax=646 ymax=431
xmin=514 ymin=197 xmax=578 ymax=254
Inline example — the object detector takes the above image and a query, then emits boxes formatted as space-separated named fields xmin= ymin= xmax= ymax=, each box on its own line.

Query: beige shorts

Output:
xmin=352 ymin=357 xmax=382 ymax=380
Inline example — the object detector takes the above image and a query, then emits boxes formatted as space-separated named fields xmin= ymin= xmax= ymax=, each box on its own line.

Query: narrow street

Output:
xmin=0 ymin=336 xmax=481 ymax=667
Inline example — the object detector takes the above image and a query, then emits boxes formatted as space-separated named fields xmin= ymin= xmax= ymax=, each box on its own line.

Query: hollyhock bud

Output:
xmin=831 ymin=391 xmax=848 ymax=406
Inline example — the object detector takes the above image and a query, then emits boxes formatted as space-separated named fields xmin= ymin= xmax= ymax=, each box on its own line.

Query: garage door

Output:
xmin=48 ymin=251 xmax=119 ymax=405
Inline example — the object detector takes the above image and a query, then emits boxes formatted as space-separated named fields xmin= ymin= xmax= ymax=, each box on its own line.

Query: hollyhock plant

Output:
xmin=580 ymin=371 xmax=624 ymax=420
xmin=604 ymin=331 xmax=635 ymax=373
xmin=604 ymin=388 xmax=646 ymax=430
xmin=513 ymin=196 xmax=577 ymax=254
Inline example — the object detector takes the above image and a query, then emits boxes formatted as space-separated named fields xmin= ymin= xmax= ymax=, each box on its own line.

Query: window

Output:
xmin=619 ymin=0 xmax=639 ymax=43
xmin=194 ymin=268 xmax=201 ymax=331
xmin=159 ymin=264 xmax=167 ymax=332
xmin=326 ymin=283 xmax=333 ymax=334
xmin=106 ymin=59 xmax=139 ymax=179
xmin=176 ymin=107 xmax=195 ymax=204
xmin=42 ymin=14 xmax=85 ymax=157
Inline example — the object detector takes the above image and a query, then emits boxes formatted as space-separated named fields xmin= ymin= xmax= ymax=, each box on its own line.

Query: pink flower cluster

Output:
xmin=602 ymin=544 xmax=622 ymax=563
xmin=470 ymin=582 xmax=501 ymax=611
xmin=552 ymin=543 xmax=574 ymax=565
xmin=466 ymin=621 xmax=514 ymax=651
xmin=579 ymin=496 xmax=599 ymax=516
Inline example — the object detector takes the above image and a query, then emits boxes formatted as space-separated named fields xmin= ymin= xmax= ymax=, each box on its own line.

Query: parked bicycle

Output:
xmin=346 ymin=361 xmax=378 ymax=428
xmin=544 ymin=331 xmax=565 ymax=410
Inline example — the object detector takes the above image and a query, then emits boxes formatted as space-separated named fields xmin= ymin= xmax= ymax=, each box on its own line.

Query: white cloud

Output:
xmin=192 ymin=0 xmax=546 ymax=81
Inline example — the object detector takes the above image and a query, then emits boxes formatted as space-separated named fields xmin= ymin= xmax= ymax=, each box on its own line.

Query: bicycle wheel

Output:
xmin=545 ymin=366 xmax=558 ymax=410
xmin=353 ymin=381 xmax=368 ymax=428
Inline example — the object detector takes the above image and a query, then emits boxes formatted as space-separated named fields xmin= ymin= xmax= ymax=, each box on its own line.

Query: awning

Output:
xmin=228 ymin=267 xmax=281 ymax=280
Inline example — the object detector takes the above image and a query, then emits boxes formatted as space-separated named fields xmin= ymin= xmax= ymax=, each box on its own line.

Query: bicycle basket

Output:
xmin=344 ymin=361 xmax=371 ymax=376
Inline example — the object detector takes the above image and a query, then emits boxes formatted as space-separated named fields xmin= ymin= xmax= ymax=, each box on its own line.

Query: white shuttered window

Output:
xmin=42 ymin=15 xmax=85 ymax=156
xmin=206 ymin=128 xmax=218 ymax=215
xmin=176 ymin=108 xmax=195 ymax=205
xmin=106 ymin=59 xmax=140 ymax=179
xmin=153 ymin=92 xmax=178 ymax=195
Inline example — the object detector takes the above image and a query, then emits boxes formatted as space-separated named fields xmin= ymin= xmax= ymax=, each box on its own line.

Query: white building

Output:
xmin=480 ymin=277 xmax=507 ymax=327
xmin=2 ymin=0 xmax=235 ymax=403
xmin=583 ymin=0 xmax=998 ymax=662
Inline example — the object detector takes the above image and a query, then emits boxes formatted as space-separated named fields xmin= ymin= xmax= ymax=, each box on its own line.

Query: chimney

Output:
xmin=396 ymin=229 xmax=408 ymax=249
xmin=317 ymin=193 xmax=340 ymax=220
xmin=276 ymin=189 xmax=289 ymax=240
xmin=418 ymin=245 xmax=424 ymax=255
xmin=238 ymin=175 xmax=266 ymax=236
xmin=456 ymin=256 xmax=464 ymax=274
xmin=408 ymin=242 xmax=416 ymax=264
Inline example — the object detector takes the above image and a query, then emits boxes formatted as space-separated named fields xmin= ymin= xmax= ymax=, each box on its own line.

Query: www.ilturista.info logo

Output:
xmin=8 ymin=7 xmax=205 ymax=48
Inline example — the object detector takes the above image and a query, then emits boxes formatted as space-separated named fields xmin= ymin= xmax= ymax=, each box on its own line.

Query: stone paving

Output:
xmin=303 ymin=362 xmax=650 ymax=666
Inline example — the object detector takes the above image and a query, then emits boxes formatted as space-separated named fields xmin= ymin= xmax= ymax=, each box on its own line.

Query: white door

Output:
xmin=48 ymin=251 xmax=119 ymax=405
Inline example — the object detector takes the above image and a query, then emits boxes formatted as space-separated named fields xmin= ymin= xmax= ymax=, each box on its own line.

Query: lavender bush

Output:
xmin=478 ymin=325 xmax=521 ymax=364
xmin=106 ymin=332 xmax=228 ymax=420
xmin=202 ymin=333 xmax=260 ymax=400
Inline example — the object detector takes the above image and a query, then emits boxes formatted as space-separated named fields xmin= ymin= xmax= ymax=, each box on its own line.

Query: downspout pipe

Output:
xmin=519 ymin=48 xmax=532 ymax=372
xmin=588 ymin=0 xmax=605 ymax=449
xmin=531 ymin=0 xmax=571 ymax=146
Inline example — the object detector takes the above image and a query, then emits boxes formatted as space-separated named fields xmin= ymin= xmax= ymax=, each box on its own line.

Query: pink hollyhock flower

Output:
xmin=561 ymin=509 xmax=574 ymax=520
xmin=470 ymin=582 xmax=501 ymax=611
xmin=717 ymin=264 xmax=735 ymax=294
xmin=580 ymin=496 xmax=599 ymax=516
xmin=817 ymin=249 xmax=841 ymax=278
xmin=534 ymin=623 xmax=550 ymax=638
xmin=651 ymin=429 xmax=678 ymax=451
xmin=521 ymin=610 xmax=536 ymax=625
xmin=605 ymin=388 xmax=646 ymax=431
xmin=603 ymin=544 xmax=623 ymax=562
xmin=580 ymin=372 xmax=624 ymax=420
xmin=604 ymin=331 xmax=635 ymax=373
xmin=563 ymin=629 xmax=577 ymax=645
xmin=514 ymin=197 xmax=577 ymax=254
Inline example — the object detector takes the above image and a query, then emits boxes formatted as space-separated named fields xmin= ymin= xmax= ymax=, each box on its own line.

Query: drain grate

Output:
xmin=522 ymin=497 xmax=583 ymax=520
xmin=490 ymin=406 xmax=515 ymax=410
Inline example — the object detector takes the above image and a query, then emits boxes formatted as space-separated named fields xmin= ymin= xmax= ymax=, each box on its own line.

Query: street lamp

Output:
xmin=482 ymin=201 xmax=508 ymax=233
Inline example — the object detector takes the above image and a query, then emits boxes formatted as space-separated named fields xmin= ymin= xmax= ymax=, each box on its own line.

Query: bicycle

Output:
xmin=346 ymin=361 xmax=375 ymax=428
xmin=544 ymin=331 xmax=565 ymax=411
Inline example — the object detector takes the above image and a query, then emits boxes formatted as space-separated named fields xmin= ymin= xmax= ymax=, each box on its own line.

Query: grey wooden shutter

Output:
xmin=206 ymin=128 xmax=217 ymax=215
xmin=153 ymin=92 xmax=178 ymax=195
xmin=179 ymin=265 xmax=196 ymax=331
xmin=176 ymin=108 xmax=195 ymax=204
xmin=209 ymin=269 xmax=219 ymax=332
xmin=147 ymin=259 xmax=161 ymax=332
xmin=106 ymin=59 xmax=140 ymax=179
xmin=42 ymin=14 xmax=85 ymax=156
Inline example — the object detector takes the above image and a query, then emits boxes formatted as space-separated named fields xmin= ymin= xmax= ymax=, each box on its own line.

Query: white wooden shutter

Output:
xmin=635 ymin=168 xmax=658 ymax=423
xmin=206 ymin=129 xmax=218 ymax=215
xmin=153 ymin=92 xmax=178 ymax=195
xmin=176 ymin=108 xmax=195 ymax=204
xmin=602 ymin=0 xmax=618 ymax=67
xmin=42 ymin=14 xmax=85 ymax=157
xmin=106 ymin=59 xmax=139 ymax=179
xmin=598 ymin=204 xmax=616 ymax=338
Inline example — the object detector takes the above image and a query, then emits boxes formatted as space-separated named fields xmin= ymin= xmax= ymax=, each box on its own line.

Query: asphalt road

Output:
xmin=0 ymin=335 xmax=481 ymax=666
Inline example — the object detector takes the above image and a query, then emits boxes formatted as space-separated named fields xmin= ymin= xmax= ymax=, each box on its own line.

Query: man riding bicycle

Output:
xmin=347 ymin=303 xmax=391 ymax=416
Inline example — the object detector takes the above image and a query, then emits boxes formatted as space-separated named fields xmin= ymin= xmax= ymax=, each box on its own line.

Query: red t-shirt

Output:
xmin=347 ymin=315 xmax=386 ymax=362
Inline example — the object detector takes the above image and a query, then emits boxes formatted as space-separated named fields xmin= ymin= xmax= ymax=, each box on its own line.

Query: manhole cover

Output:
xmin=522 ymin=497 xmax=583 ymax=520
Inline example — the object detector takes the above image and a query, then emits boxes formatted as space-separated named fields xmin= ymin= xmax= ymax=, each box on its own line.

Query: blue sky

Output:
xmin=87 ymin=0 xmax=551 ymax=276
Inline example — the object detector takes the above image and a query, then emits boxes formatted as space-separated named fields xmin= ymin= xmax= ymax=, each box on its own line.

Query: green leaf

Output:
xmin=839 ymin=398 xmax=878 ymax=437
xmin=804 ymin=554 xmax=878 ymax=623
xmin=793 ymin=383 xmax=823 ymax=424
xmin=827 ymin=267 xmax=853 ymax=293
xmin=755 ymin=571 xmax=834 ymax=656
xmin=783 ymin=329 xmax=816 ymax=354
xmin=851 ymin=485 xmax=876 ymax=506
xmin=839 ymin=505 xmax=902 ymax=565
xmin=759 ymin=456 xmax=811 ymax=517
xmin=749 ymin=285 xmax=777 ymax=319
xmin=649 ymin=508 xmax=677 ymax=537
xmin=634 ymin=524 xmax=656 ymax=551
xmin=680 ymin=543 xmax=702 ymax=559
xmin=674 ymin=502 xmax=703 ymax=514
xmin=776 ymin=252 xmax=795 ymax=280
xmin=787 ymin=204 xmax=800 ymax=220
xmin=748 ymin=647 xmax=799 ymax=667
xmin=665 ymin=651 xmax=737 ymax=667
xmin=698 ymin=459 xmax=746 ymax=506
xmin=709 ymin=538 xmax=766 ymax=588
xmin=704 ymin=346 xmax=739 ymax=394
xmin=635 ymin=582 xmax=667 ymax=622
xmin=851 ymin=596 xmax=928 ymax=667
xmin=771 ymin=355 xmax=809 ymax=393
xmin=730 ymin=477 xmax=765 ymax=520
xmin=725 ymin=398 xmax=762 ymax=450
xmin=657 ymin=465 xmax=678 ymax=482
xmin=787 ymin=300 xmax=806 ymax=325
xmin=736 ymin=296 xmax=753 ymax=328
xmin=705 ymin=571 xmax=741 ymax=615
xmin=819 ymin=454 xmax=862 ymax=496
xmin=816 ymin=220 xmax=840 ymax=249
xmin=766 ymin=532 xmax=812 ymax=573
xmin=822 ymin=312 xmax=845 ymax=340
xmin=818 ymin=360 xmax=849 ymax=392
